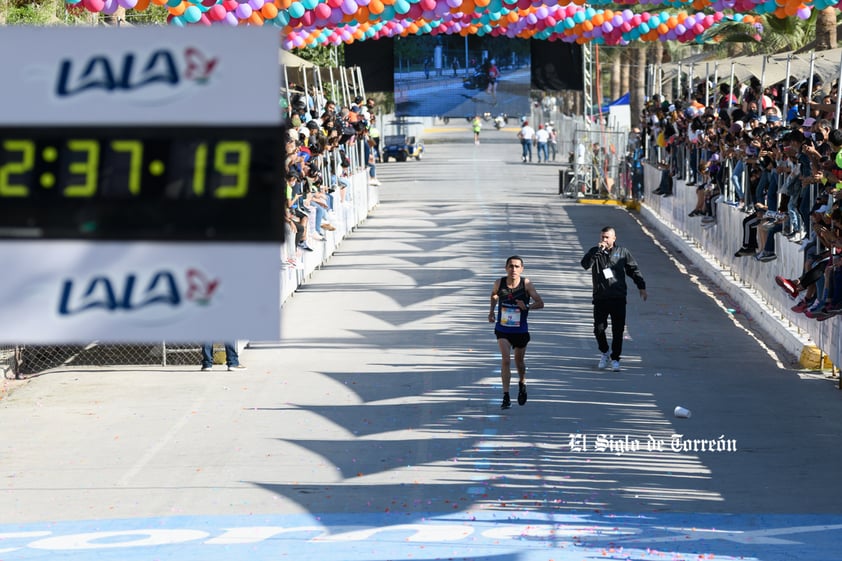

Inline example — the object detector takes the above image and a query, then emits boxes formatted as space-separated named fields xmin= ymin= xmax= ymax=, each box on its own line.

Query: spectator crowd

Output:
xmin=636 ymin=73 xmax=842 ymax=322
xmin=282 ymin=86 xmax=381 ymax=268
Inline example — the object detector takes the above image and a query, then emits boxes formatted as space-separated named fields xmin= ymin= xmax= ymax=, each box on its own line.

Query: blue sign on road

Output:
xmin=3 ymin=512 xmax=842 ymax=560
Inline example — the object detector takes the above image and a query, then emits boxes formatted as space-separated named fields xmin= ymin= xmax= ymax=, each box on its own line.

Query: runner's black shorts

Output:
xmin=495 ymin=330 xmax=530 ymax=348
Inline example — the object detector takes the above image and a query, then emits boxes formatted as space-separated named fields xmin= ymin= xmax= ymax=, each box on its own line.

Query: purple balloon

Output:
xmin=612 ymin=14 xmax=622 ymax=27
xmin=328 ymin=7 xmax=344 ymax=23
xmin=102 ymin=0 xmax=119 ymax=14
xmin=248 ymin=0 xmax=264 ymax=9
xmin=341 ymin=0 xmax=358 ymax=15
xmin=235 ymin=3 xmax=252 ymax=18
xmin=223 ymin=12 xmax=238 ymax=25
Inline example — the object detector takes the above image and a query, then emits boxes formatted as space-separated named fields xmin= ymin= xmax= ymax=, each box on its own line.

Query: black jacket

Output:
xmin=581 ymin=244 xmax=646 ymax=302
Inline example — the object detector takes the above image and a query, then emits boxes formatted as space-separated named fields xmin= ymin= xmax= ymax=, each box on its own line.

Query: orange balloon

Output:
xmin=261 ymin=3 xmax=278 ymax=18
xmin=475 ymin=0 xmax=490 ymax=6
xmin=381 ymin=0 xmax=395 ymax=5
xmin=583 ymin=20 xmax=593 ymax=31
xmin=461 ymin=0 xmax=475 ymax=13
xmin=657 ymin=23 xmax=669 ymax=34
xmin=168 ymin=2 xmax=186 ymax=16
xmin=783 ymin=3 xmax=798 ymax=16
xmin=369 ymin=0 xmax=384 ymax=14
xmin=353 ymin=29 xmax=364 ymax=39
xmin=151 ymin=0 xmax=167 ymax=5
xmin=602 ymin=10 xmax=613 ymax=21
xmin=667 ymin=16 xmax=678 ymax=28
xmin=592 ymin=14 xmax=603 ymax=26
xmin=506 ymin=11 xmax=518 ymax=22
xmin=249 ymin=11 xmax=264 ymax=25
xmin=134 ymin=0 xmax=150 ymax=10
xmin=276 ymin=0 xmax=292 ymax=8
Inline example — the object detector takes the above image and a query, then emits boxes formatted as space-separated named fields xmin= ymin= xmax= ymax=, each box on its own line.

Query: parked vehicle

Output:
xmin=382 ymin=135 xmax=424 ymax=162
xmin=462 ymin=70 xmax=490 ymax=91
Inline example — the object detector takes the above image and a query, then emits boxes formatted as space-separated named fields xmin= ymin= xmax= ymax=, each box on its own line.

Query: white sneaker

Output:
xmin=611 ymin=360 xmax=621 ymax=372
xmin=597 ymin=352 xmax=610 ymax=369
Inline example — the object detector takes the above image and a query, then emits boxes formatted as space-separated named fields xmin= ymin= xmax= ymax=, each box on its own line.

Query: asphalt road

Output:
xmin=2 ymin=124 xmax=842 ymax=560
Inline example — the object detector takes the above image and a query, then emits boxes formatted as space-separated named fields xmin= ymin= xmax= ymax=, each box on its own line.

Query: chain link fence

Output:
xmin=1 ymin=343 xmax=205 ymax=380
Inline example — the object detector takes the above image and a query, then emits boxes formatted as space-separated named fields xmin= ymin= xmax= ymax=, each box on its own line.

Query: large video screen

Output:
xmin=394 ymin=36 xmax=531 ymax=119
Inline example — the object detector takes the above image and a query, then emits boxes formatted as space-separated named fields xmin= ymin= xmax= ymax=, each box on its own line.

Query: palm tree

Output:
xmin=700 ymin=14 xmax=814 ymax=56
xmin=815 ymin=7 xmax=837 ymax=51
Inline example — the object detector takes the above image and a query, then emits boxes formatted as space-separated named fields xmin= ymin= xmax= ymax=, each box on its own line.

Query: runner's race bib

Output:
xmin=500 ymin=305 xmax=522 ymax=327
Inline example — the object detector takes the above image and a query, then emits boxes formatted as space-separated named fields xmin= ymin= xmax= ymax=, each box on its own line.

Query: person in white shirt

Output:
xmin=518 ymin=121 xmax=535 ymax=163
xmin=535 ymin=125 xmax=550 ymax=162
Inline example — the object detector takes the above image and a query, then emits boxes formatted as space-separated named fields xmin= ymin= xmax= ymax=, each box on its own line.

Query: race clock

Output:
xmin=0 ymin=126 xmax=284 ymax=241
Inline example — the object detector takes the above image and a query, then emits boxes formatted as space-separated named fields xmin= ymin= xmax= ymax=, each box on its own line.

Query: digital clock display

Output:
xmin=0 ymin=126 xmax=284 ymax=241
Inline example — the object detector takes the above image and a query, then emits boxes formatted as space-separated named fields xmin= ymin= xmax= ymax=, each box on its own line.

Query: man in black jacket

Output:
xmin=581 ymin=226 xmax=648 ymax=371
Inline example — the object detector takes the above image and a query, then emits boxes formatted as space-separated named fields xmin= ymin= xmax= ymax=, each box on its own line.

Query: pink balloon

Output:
xmin=620 ymin=22 xmax=630 ymax=32
xmin=200 ymin=0 xmax=216 ymax=6
xmin=198 ymin=13 xmax=211 ymax=25
xmin=301 ymin=11 xmax=314 ymax=25
xmin=222 ymin=0 xmax=237 ymax=9
xmin=315 ymin=3 xmax=331 ymax=18
xmin=420 ymin=0 xmax=435 ymax=10
xmin=407 ymin=3 xmax=422 ymax=18
xmin=327 ymin=0 xmax=342 ymax=7
xmin=83 ymin=0 xmax=105 ymax=11
xmin=208 ymin=4 xmax=226 ymax=19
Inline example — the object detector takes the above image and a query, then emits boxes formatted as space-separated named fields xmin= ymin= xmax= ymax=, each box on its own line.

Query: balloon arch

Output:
xmin=68 ymin=0 xmax=831 ymax=48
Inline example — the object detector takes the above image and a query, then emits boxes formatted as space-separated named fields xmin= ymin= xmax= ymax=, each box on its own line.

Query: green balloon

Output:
xmin=836 ymin=149 xmax=842 ymax=169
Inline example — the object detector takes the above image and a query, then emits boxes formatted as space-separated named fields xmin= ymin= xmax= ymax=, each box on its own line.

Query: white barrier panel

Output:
xmin=281 ymin=171 xmax=379 ymax=304
xmin=641 ymin=163 xmax=836 ymax=366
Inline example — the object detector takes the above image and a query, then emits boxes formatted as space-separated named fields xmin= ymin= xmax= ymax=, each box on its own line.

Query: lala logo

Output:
xmin=55 ymin=46 xmax=217 ymax=98
xmin=58 ymin=268 xmax=220 ymax=316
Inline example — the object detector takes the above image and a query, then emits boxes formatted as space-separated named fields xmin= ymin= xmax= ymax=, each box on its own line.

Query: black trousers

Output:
xmin=593 ymin=298 xmax=627 ymax=361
